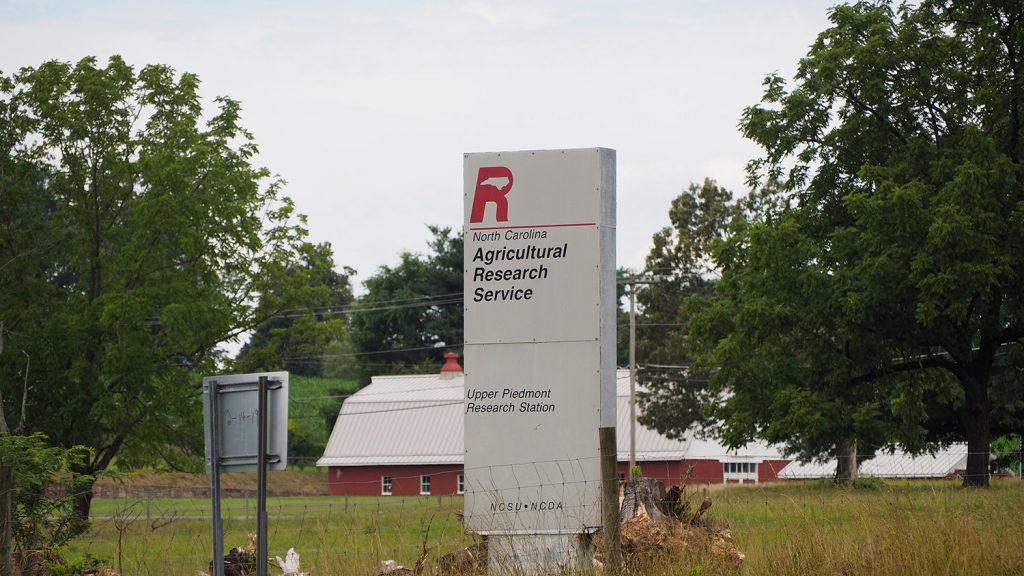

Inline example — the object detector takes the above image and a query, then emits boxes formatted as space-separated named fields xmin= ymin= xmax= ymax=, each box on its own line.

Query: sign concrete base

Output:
xmin=487 ymin=534 xmax=592 ymax=575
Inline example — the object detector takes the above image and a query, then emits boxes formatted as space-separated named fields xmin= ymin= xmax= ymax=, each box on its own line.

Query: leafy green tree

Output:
xmin=347 ymin=226 xmax=463 ymax=383
xmin=631 ymin=178 xmax=893 ymax=480
xmin=318 ymin=386 xmax=352 ymax=436
xmin=615 ymin=267 xmax=634 ymax=368
xmin=286 ymin=420 xmax=322 ymax=470
xmin=991 ymin=434 xmax=1022 ymax=476
xmin=733 ymin=0 xmax=1024 ymax=486
xmin=0 ymin=56 xmax=329 ymax=515
xmin=322 ymin=336 xmax=359 ymax=380
xmin=236 ymin=242 xmax=354 ymax=377
xmin=687 ymin=209 xmax=933 ymax=481
xmin=634 ymin=179 xmax=747 ymax=439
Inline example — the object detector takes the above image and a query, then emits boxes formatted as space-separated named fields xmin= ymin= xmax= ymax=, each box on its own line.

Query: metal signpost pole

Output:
xmin=209 ymin=380 xmax=225 ymax=576
xmin=257 ymin=375 xmax=269 ymax=576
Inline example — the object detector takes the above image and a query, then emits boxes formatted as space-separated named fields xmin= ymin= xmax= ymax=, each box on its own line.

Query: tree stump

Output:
xmin=620 ymin=477 xmax=667 ymax=523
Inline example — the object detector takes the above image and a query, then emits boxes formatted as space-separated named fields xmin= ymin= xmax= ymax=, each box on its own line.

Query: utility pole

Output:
xmin=620 ymin=275 xmax=661 ymax=472
xmin=628 ymin=283 xmax=637 ymax=472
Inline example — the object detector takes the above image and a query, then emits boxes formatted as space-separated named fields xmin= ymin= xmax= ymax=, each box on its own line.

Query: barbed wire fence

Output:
xmin=58 ymin=448 xmax=1024 ymax=575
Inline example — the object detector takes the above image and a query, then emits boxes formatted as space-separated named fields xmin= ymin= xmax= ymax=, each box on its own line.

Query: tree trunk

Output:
xmin=961 ymin=375 xmax=991 ymax=487
xmin=0 ymin=464 xmax=12 ymax=576
xmin=72 ymin=437 xmax=123 ymax=521
xmin=72 ymin=477 xmax=96 ymax=521
xmin=620 ymin=477 xmax=667 ymax=524
xmin=835 ymin=441 xmax=858 ymax=484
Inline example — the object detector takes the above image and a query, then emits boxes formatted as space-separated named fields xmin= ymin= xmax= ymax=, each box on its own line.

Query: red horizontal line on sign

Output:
xmin=469 ymin=222 xmax=596 ymax=231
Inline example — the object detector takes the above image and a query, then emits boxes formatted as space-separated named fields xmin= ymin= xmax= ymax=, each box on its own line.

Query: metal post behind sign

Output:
xmin=256 ymin=375 xmax=269 ymax=576
xmin=208 ymin=380 xmax=225 ymax=576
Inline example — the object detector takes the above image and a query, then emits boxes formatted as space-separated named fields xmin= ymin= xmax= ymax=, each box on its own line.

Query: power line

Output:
xmin=332 ymin=401 xmax=464 ymax=416
xmin=277 ymin=291 xmax=465 ymax=314
xmin=279 ymin=342 xmax=465 ymax=362
xmin=270 ymin=297 xmax=464 ymax=320
xmin=270 ymin=292 xmax=464 ymax=316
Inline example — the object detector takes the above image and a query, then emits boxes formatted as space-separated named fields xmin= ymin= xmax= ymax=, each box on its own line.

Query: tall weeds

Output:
xmin=64 ymin=481 xmax=1023 ymax=575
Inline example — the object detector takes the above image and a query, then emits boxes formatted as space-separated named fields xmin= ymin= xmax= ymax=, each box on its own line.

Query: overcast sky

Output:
xmin=1 ymin=0 xmax=834 ymax=286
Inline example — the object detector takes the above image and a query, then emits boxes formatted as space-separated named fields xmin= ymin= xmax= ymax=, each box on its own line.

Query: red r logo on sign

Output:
xmin=470 ymin=166 xmax=514 ymax=223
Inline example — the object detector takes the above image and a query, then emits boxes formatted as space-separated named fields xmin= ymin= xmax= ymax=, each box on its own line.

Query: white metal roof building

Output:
xmin=317 ymin=366 xmax=788 ymax=494
xmin=777 ymin=444 xmax=969 ymax=480
xmin=317 ymin=370 xmax=785 ymax=466
xmin=611 ymin=372 xmax=783 ymax=463
xmin=317 ymin=373 xmax=465 ymax=467
xmin=317 ymin=362 xmax=976 ymax=495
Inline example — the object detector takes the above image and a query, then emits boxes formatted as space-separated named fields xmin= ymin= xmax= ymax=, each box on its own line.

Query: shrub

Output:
xmin=0 ymin=433 xmax=93 ymax=572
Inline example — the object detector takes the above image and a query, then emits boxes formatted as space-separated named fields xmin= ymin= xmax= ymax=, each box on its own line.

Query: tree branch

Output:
xmin=14 ymin=350 xmax=29 ymax=435
xmin=843 ymin=86 xmax=910 ymax=145
xmin=105 ymin=375 xmax=124 ymax=395
xmin=0 ymin=212 xmax=73 ymax=274
xmin=93 ymin=435 xmax=125 ymax=473
xmin=848 ymin=352 xmax=957 ymax=386
xmin=104 ymin=102 xmax=145 ymax=232
xmin=997 ymin=10 xmax=1021 ymax=163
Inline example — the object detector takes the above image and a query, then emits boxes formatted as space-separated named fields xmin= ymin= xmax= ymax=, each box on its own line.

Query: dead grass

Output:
xmin=93 ymin=468 xmax=329 ymax=498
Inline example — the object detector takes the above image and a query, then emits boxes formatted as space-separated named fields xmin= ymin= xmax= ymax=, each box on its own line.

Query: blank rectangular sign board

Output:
xmin=203 ymin=372 xmax=289 ymax=473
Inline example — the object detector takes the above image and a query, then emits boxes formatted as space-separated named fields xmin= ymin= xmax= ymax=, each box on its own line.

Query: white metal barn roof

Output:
xmin=317 ymin=368 xmax=783 ymax=468
xmin=777 ymin=444 xmax=968 ymax=480
xmin=612 ymin=372 xmax=783 ymax=462
xmin=316 ymin=374 xmax=465 ymax=466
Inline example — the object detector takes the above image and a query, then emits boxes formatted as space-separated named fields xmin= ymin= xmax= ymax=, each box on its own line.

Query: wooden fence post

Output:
xmin=599 ymin=426 xmax=622 ymax=574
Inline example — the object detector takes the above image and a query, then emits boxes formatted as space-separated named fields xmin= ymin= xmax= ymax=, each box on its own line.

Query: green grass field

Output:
xmin=710 ymin=479 xmax=1024 ymax=575
xmin=67 ymin=480 xmax=1024 ymax=575
xmin=72 ymin=494 xmax=469 ymax=575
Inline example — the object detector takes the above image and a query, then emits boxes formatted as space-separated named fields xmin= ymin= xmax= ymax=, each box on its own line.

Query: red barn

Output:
xmin=317 ymin=355 xmax=788 ymax=496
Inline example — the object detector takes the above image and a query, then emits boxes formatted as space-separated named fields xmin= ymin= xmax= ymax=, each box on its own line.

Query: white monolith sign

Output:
xmin=463 ymin=148 xmax=616 ymax=571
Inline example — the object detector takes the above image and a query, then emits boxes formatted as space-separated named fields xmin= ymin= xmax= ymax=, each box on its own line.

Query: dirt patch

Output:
xmin=436 ymin=541 xmax=487 ymax=575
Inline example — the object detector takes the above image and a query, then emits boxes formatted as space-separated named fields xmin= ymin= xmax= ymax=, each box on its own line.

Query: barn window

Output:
xmin=381 ymin=476 xmax=392 ymax=496
xmin=457 ymin=474 xmax=465 ymax=495
xmin=723 ymin=461 xmax=759 ymax=483
xmin=420 ymin=475 xmax=431 ymax=495
xmin=724 ymin=462 xmax=757 ymax=474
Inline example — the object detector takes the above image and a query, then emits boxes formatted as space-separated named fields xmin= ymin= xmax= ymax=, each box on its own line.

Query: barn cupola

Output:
xmin=439 ymin=352 xmax=463 ymax=380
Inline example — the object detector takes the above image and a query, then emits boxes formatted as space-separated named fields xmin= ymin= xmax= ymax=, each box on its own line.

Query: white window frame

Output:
xmin=723 ymin=461 xmax=759 ymax=484
xmin=420 ymin=475 xmax=431 ymax=495
xmin=457 ymin=473 xmax=465 ymax=495
xmin=381 ymin=475 xmax=393 ymax=496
